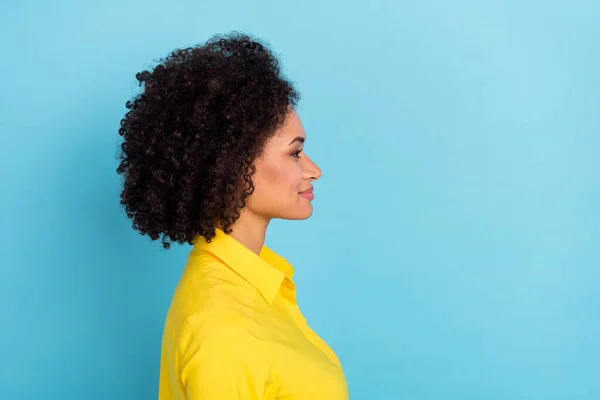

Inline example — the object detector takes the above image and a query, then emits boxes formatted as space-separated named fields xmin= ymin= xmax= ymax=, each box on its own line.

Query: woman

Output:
xmin=116 ymin=31 xmax=349 ymax=399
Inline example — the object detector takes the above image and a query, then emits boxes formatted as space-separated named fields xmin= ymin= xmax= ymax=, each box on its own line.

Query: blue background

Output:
xmin=1 ymin=0 xmax=599 ymax=399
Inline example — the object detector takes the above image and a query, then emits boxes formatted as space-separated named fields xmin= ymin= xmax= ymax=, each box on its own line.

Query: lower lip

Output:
xmin=298 ymin=192 xmax=315 ymax=200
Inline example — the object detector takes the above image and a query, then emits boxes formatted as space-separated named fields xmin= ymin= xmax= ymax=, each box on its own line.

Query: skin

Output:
xmin=219 ymin=108 xmax=322 ymax=254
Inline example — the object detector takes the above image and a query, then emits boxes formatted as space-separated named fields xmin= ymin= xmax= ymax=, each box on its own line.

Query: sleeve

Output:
xmin=177 ymin=318 xmax=276 ymax=399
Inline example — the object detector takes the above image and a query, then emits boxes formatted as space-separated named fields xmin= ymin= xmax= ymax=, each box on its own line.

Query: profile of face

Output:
xmin=244 ymin=108 xmax=322 ymax=222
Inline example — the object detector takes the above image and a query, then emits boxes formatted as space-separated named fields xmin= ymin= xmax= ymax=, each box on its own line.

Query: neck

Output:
xmin=219 ymin=209 xmax=271 ymax=255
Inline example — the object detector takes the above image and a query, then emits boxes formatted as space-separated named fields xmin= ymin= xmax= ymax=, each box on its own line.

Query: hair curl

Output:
xmin=116 ymin=31 xmax=300 ymax=249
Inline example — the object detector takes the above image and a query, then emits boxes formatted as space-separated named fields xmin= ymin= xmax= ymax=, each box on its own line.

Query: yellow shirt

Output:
xmin=158 ymin=227 xmax=349 ymax=399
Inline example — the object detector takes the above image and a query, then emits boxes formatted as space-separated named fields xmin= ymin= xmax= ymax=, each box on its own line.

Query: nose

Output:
xmin=302 ymin=154 xmax=322 ymax=181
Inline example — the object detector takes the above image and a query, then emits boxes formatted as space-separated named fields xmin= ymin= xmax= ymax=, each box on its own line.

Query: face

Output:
xmin=244 ymin=108 xmax=322 ymax=221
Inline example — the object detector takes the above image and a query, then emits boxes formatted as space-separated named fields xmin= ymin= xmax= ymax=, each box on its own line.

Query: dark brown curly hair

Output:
xmin=116 ymin=31 xmax=300 ymax=249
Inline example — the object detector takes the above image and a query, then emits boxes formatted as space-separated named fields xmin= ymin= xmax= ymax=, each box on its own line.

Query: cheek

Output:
xmin=256 ymin=161 xmax=301 ymax=194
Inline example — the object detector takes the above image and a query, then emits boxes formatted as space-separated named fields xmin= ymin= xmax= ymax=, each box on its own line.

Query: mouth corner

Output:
xmin=298 ymin=187 xmax=314 ymax=194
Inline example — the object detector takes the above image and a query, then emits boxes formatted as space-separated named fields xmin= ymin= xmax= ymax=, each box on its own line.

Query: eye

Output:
xmin=292 ymin=149 xmax=303 ymax=158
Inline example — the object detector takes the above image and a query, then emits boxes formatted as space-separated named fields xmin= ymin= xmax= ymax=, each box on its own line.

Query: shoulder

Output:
xmin=166 ymin=250 xmax=257 ymax=334
xmin=181 ymin=309 xmax=253 ymax=345
xmin=177 ymin=308 xmax=264 ymax=368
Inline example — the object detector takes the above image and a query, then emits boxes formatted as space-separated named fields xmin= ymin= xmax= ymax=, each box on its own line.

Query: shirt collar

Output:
xmin=192 ymin=227 xmax=295 ymax=305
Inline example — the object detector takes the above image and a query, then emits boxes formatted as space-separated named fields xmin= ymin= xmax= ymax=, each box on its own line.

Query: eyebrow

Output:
xmin=288 ymin=136 xmax=305 ymax=145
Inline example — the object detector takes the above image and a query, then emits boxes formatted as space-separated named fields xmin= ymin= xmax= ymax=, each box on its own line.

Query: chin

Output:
xmin=281 ymin=208 xmax=313 ymax=220
xmin=283 ymin=214 xmax=312 ymax=221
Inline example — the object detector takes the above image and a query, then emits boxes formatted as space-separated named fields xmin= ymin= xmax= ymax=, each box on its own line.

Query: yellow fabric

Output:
xmin=158 ymin=227 xmax=349 ymax=399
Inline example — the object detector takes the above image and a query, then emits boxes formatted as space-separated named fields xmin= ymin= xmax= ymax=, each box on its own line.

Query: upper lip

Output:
xmin=298 ymin=187 xmax=314 ymax=194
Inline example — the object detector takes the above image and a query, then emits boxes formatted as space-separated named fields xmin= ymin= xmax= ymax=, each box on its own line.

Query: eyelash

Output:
xmin=292 ymin=149 xmax=303 ymax=158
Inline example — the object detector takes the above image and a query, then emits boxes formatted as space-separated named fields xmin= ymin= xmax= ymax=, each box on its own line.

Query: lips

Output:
xmin=298 ymin=187 xmax=314 ymax=194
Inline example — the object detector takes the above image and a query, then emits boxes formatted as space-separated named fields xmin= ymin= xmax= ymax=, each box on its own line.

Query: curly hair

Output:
xmin=116 ymin=31 xmax=300 ymax=249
